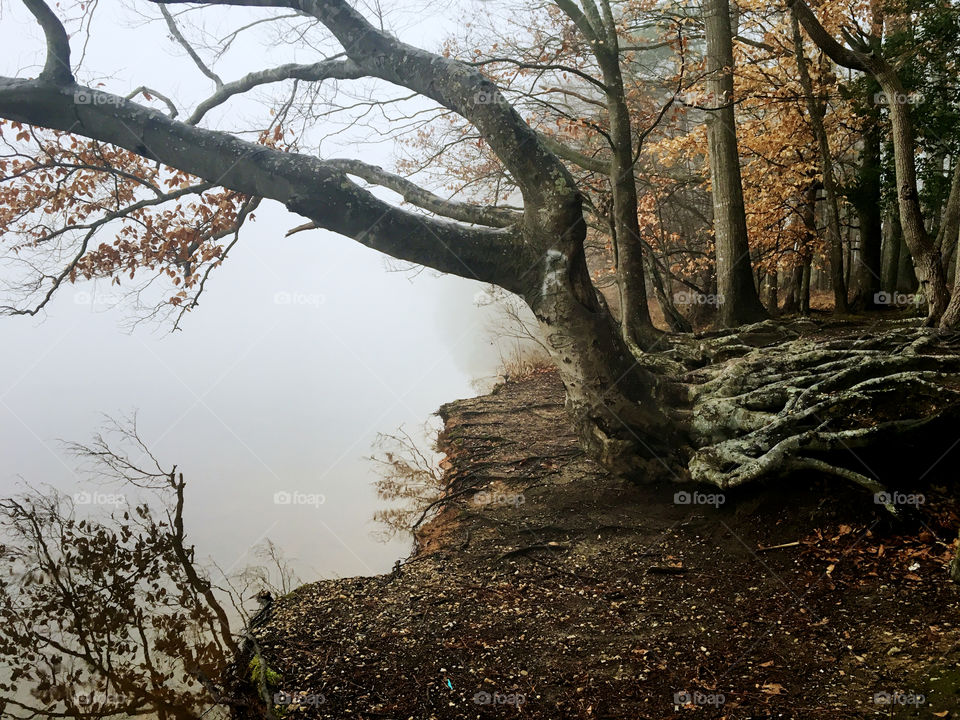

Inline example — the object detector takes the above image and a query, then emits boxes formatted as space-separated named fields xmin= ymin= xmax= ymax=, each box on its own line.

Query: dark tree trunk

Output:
xmin=781 ymin=264 xmax=803 ymax=314
xmin=932 ymin=163 xmax=960 ymax=327
xmin=703 ymin=0 xmax=768 ymax=327
xmin=897 ymin=232 xmax=918 ymax=294
xmin=800 ymin=257 xmax=812 ymax=315
xmin=763 ymin=269 xmax=779 ymax=316
xmin=881 ymin=210 xmax=902 ymax=293
xmin=649 ymin=251 xmax=693 ymax=333
xmin=850 ymin=120 xmax=883 ymax=310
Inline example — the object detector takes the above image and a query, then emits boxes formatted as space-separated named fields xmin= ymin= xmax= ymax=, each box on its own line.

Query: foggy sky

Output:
xmin=0 ymin=0 xmax=510 ymax=581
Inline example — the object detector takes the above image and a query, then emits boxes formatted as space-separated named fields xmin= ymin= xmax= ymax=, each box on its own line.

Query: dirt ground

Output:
xmin=239 ymin=334 xmax=960 ymax=719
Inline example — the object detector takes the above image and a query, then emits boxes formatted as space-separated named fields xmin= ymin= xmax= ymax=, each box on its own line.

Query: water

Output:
xmin=0 ymin=200 xmax=504 ymax=583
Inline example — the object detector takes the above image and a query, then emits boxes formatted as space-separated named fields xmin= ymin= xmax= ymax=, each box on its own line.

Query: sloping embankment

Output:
xmin=236 ymin=370 xmax=960 ymax=719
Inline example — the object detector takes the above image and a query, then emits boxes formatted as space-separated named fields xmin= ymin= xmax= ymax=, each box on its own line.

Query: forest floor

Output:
xmin=239 ymin=320 xmax=960 ymax=720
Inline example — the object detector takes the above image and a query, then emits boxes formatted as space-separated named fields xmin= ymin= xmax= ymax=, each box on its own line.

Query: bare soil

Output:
xmin=237 ymin=333 xmax=960 ymax=719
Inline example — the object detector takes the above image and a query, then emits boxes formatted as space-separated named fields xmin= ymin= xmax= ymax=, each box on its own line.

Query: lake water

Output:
xmin=0 ymin=201 xmax=504 ymax=585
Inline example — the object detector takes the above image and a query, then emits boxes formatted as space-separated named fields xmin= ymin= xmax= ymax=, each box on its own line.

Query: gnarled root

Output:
xmin=683 ymin=321 xmax=960 ymax=513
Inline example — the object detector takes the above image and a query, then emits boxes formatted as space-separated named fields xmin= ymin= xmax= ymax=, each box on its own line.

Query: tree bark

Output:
xmin=849 ymin=119 xmax=883 ymax=310
xmin=932 ymin=163 xmax=960 ymax=327
xmin=554 ymin=0 xmax=658 ymax=349
xmin=703 ymin=0 xmax=768 ymax=327
xmin=792 ymin=13 xmax=848 ymax=312
xmin=523 ymin=238 xmax=677 ymax=473
xmin=881 ymin=209 xmax=902 ymax=293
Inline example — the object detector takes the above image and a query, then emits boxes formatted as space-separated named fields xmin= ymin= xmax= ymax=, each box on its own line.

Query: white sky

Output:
xmin=0 ymin=0 xmax=511 ymax=580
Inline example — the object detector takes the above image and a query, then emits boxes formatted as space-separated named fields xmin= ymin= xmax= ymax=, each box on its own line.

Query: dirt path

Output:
xmin=239 ymin=370 xmax=960 ymax=719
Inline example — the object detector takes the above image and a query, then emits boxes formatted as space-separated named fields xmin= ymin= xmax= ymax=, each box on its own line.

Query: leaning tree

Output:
xmin=2 ymin=0 xmax=960 ymax=506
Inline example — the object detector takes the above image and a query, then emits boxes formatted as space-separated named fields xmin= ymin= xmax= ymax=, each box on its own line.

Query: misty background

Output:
xmin=0 ymin=0 xmax=517 ymax=581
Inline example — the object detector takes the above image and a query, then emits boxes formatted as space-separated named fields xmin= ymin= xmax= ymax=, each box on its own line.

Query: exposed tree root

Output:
xmin=669 ymin=320 xmax=960 ymax=513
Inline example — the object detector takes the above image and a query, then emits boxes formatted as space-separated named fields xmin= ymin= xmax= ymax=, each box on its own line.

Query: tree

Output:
xmin=702 ymin=0 xmax=768 ymax=326
xmin=0 ymin=417 xmax=287 ymax=719
xmin=791 ymin=11 xmax=848 ymax=313
xmin=3 ymin=0 xmax=960 ymax=503
xmin=788 ymin=0 xmax=959 ymax=326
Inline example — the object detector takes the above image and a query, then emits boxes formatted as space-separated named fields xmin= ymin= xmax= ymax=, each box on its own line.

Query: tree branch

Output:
xmin=538 ymin=132 xmax=609 ymax=174
xmin=186 ymin=57 xmax=364 ymax=125
xmin=786 ymin=0 xmax=871 ymax=72
xmin=21 ymin=0 xmax=73 ymax=84
xmin=324 ymin=158 xmax=520 ymax=227
xmin=158 ymin=3 xmax=224 ymax=88
xmin=0 ymin=79 xmax=530 ymax=292
xmin=152 ymin=0 xmax=582 ymax=213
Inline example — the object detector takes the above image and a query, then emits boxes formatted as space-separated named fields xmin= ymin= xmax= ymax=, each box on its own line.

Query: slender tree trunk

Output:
xmin=781 ymin=261 xmax=803 ymax=314
xmin=703 ymin=0 xmax=768 ymax=327
xmin=951 ymin=532 xmax=960 ymax=584
xmin=763 ymin=269 xmax=779 ymax=316
xmin=850 ymin=120 xmax=884 ymax=309
xmin=560 ymin=0 xmax=659 ymax=348
xmin=877 ymin=69 xmax=948 ymax=323
xmin=649 ymin=250 xmax=693 ymax=332
xmin=931 ymin=162 xmax=960 ymax=327
xmin=881 ymin=209 xmax=901 ymax=292
xmin=789 ymin=0 xmax=947 ymax=322
xmin=792 ymin=14 xmax=848 ymax=313
xmin=897 ymin=232 xmax=918 ymax=294
xmin=800 ymin=258 xmax=812 ymax=314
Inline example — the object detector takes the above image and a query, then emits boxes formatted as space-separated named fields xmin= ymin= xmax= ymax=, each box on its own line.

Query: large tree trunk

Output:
xmin=703 ymin=0 xmax=768 ymax=327
xmin=524 ymin=241 xmax=677 ymax=474
xmin=792 ymin=14 xmax=848 ymax=313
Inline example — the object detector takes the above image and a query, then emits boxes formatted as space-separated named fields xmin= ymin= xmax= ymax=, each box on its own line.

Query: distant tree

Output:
xmin=702 ymin=0 xmax=768 ymax=325
xmin=789 ymin=0 xmax=960 ymax=326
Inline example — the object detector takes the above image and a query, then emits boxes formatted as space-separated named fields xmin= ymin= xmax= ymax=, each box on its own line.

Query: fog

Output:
xmin=0 ymin=0 xmax=508 ymax=581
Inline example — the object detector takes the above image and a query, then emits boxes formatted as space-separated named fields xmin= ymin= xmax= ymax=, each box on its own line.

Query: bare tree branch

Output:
xmin=21 ymin=0 xmax=74 ymax=83
xmin=324 ymin=158 xmax=521 ymax=227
